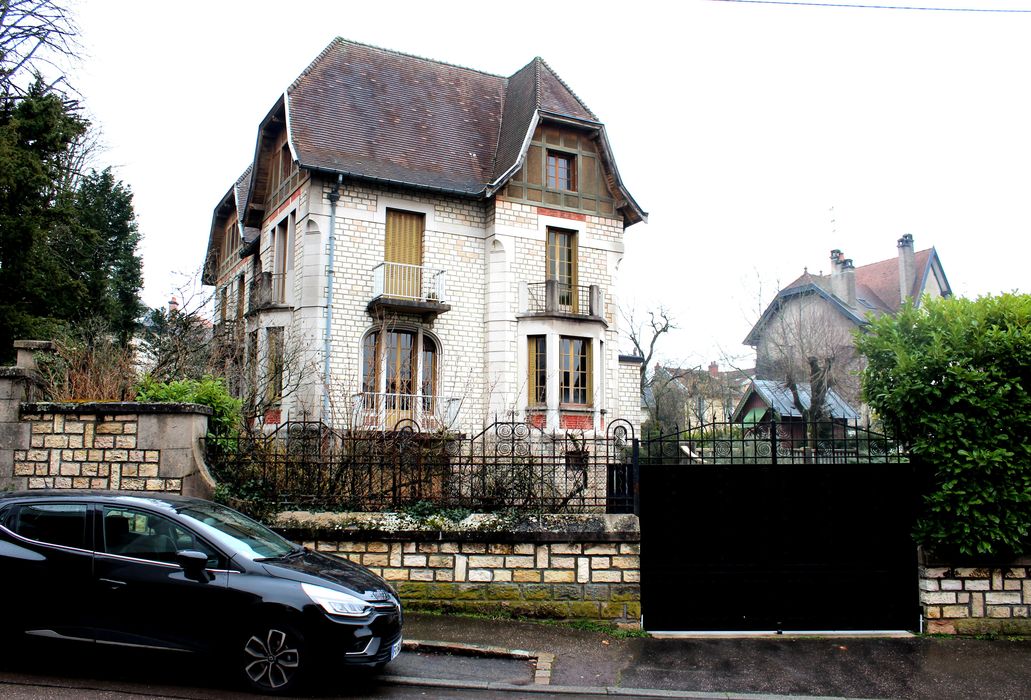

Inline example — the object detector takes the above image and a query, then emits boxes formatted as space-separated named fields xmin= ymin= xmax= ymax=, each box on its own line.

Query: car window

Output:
xmin=175 ymin=502 xmax=295 ymax=560
xmin=102 ymin=506 xmax=224 ymax=568
xmin=12 ymin=503 xmax=89 ymax=549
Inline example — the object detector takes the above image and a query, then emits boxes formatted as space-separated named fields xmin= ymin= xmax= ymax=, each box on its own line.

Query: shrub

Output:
xmin=857 ymin=293 xmax=1031 ymax=557
xmin=136 ymin=375 xmax=242 ymax=437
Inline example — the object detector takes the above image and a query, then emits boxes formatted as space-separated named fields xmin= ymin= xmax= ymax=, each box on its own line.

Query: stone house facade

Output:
xmin=202 ymin=39 xmax=646 ymax=434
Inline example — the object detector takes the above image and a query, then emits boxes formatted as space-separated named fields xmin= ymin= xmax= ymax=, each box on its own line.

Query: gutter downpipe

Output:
xmin=322 ymin=174 xmax=342 ymax=421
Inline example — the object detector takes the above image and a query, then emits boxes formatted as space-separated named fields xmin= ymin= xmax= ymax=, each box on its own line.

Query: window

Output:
xmin=11 ymin=503 xmax=88 ymax=549
xmin=362 ymin=329 xmax=439 ymax=419
xmin=547 ymin=150 xmax=576 ymax=191
xmin=528 ymin=335 xmax=547 ymax=405
xmin=219 ymin=287 xmax=228 ymax=323
xmin=560 ymin=336 xmax=592 ymax=406
xmin=236 ymin=273 xmax=246 ymax=320
xmin=266 ymin=327 xmax=284 ymax=404
xmin=384 ymin=209 xmax=424 ymax=299
xmin=102 ymin=506 xmax=223 ymax=567
xmin=547 ymin=227 xmax=578 ymax=311
xmin=247 ymin=330 xmax=259 ymax=410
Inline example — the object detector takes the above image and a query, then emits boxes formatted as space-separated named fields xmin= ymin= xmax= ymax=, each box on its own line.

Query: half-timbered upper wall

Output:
xmin=500 ymin=123 xmax=619 ymax=220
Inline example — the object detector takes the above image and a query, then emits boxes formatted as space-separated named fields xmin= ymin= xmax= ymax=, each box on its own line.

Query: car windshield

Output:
xmin=175 ymin=501 xmax=297 ymax=560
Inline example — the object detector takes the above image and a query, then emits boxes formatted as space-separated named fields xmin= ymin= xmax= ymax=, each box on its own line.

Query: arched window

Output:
xmin=360 ymin=328 xmax=439 ymax=427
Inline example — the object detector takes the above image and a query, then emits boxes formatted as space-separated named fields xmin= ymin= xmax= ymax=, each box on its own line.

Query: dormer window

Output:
xmin=547 ymin=150 xmax=576 ymax=192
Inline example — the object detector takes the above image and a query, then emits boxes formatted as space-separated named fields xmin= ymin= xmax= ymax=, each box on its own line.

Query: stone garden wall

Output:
xmin=0 ymin=355 xmax=215 ymax=498
xmin=277 ymin=512 xmax=642 ymax=627
xmin=920 ymin=555 xmax=1031 ymax=635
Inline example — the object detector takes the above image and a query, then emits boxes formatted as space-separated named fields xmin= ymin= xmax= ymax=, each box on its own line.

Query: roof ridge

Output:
xmin=537 ymin=57 xmax=596 ymax=120
xmin=290 ymin=37 xmax=507 ymax=93
xmin=533 ymin=57 xmax=542 ymax=108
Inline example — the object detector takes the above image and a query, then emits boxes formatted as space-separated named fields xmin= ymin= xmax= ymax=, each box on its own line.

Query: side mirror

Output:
xmin=176 ymin=549 xmax=212 ymax=581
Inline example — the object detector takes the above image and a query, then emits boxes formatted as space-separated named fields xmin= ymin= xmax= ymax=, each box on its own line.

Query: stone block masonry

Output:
xmin=920 ymin=559 xmax=1031 ymax=635
xmin=0 ymin=382 xmax=216 ymax=498
xmin=278 ymin=512 xmax=642 ymax=627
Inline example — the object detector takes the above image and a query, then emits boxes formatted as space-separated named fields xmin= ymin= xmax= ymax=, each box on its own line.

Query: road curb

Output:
xmin=402 ymin=638 xmax=556 ymax=684
xmin=381 ymin=675 xmax=871 ymax=699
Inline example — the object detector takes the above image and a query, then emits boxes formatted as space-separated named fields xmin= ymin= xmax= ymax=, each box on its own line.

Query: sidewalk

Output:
xmin=390 ymin=613 xmax=1031 ymax=699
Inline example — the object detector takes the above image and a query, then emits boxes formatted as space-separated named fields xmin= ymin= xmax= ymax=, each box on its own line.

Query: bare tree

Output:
xmin=622 ymin=306 xmax=675 ymax=394
xmin=754 ymin=293 xmax=860 ymax=422
xmin=0 ymin=0 xmax=80 ymax=97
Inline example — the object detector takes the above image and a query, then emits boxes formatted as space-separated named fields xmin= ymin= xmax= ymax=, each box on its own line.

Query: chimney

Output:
xmin=708 ymin=361 xmax=719 ymax=378
xmin=829 ymin=250 xmax=856 ymax=306
xmin=168 ymin=295 xmax=179 ymax=314
xmin=898 ymin=234 xmax=915 ymax=305
xmin=840 ymin=258 xmax=856 ymax=307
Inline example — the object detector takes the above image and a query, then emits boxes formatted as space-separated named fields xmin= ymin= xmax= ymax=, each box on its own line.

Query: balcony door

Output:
xmin=385 ymin=210 xmax=424 ymax=300
xmin=362 ymin=329 xmax=438 ymax=429
xmin=546 ymin=227 xmax=578 ymax=312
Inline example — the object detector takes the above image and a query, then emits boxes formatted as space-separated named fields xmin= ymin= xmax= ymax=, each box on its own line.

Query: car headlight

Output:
xmin=301 ymin=583 xmax=373 ymax=617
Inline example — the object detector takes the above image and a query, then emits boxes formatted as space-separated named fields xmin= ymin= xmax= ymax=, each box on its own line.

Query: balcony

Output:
xmin=351 ymin=392 xmax=461 ymax=431
xmin=524 ymin=280 xmax=604 ymax=320
xmin=247 ymin=272 xmax=288 ymax=313
xmin=367 ymin=262 xmax=450 ymax=320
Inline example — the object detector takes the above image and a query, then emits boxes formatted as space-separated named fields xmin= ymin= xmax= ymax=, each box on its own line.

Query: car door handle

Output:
xmin=99 ymin=578 xmax=126 ymax=590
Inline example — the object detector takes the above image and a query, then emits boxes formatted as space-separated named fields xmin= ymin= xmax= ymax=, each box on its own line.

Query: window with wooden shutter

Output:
xmin=384 ymin=209 xmax=424 ymax=298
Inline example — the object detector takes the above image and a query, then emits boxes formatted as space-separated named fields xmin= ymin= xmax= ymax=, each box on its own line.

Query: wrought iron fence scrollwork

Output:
xmin=206 ymin=419 xmax=636 ymax=515
xmin=640 ymin=417 xmax=907 ymax=466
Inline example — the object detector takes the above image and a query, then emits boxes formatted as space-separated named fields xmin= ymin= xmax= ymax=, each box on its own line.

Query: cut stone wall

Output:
xmin=921 ymin=560 xmax=1031 ymax=635
xmin=277 ymin=512 xmax=641 ymax=626
xmin=0 ymin=365 xmax=215 ymax=498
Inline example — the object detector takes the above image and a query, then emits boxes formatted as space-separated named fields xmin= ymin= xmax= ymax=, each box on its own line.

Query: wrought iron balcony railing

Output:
xmin=525 ymin=280 xmax=602 ymax=317
xmin=371 ymin=262 xmax=447 ymax=304
xmin=351 ymin=392 xmax=461 ymax=431
xmin=248 ymin=272 xmax=287 ymax=312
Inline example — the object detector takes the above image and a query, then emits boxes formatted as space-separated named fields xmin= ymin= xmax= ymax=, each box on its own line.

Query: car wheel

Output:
xmin=240 ymin=623 xmax=306 ymax=694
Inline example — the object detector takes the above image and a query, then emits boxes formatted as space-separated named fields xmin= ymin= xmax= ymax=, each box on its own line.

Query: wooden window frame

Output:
xmin=559 ymin=336 xmax=592 ymax=407
xmin=547 ymin=227 xmax=579 ymax=311
xmin=266 ymin=327 xmax=284 ymax=405
xmin=527 ymin=335 xmax=547 ymax=406
xmin=546 ymin=150 xmax=577 ymax=192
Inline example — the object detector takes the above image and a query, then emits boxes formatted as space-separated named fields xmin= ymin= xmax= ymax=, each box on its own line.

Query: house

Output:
xmin=653 ymin=362 xmax=754 ymax=426
xmin=201 ymin=38 xmax=647 ymax=434
xmin=732 ymin=378 xmax=860 ymax=445
xmin=743 ymin=235 xmax=951 ymax=405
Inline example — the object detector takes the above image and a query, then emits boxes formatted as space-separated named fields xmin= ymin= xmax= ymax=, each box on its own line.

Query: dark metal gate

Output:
xmin=638 ymin=419 xmax=921 ymax=632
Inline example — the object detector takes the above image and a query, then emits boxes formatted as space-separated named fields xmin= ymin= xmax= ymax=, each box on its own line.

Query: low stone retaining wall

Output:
xmin=920 ymin=553 xmax=1031 ymax=635
xmin=277 ymin=512 xmax=641 ymax=626
xmin=0 ymin=359 xmax=215 ymax=498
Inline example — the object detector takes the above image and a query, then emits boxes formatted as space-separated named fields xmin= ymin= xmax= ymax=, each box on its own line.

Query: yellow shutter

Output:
xmin=385 ymin=210 xmax=423 ymax=266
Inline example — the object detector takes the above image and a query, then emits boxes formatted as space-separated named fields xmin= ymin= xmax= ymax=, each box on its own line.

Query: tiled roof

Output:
xmin=288 ymin=39 xmax=505 ymax=195
xmin=781 ymin=248 xmax=934 ymax=314
xmin=202 ymin=166 xmax=253 ymax=285
xmin=279 ymin=38 xmax=640 ymax=220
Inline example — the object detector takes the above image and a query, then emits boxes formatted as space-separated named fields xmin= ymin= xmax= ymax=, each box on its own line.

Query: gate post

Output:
xmin=632 ymin=437 xmax=640 ymax=516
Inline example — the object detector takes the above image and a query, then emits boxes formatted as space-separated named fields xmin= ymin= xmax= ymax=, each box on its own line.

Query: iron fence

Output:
xmin=641 ymin=416 xmax=908 ymax=465
xmin=206 ymin=419 xmax=636 ymax=514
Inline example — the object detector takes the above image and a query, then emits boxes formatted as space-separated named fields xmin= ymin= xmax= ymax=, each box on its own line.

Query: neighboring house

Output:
xmin=743 ymin=235 xmax=951 ymax=405
xmin=654 ymin=362 xmax=754 ymax=425
xmin=202 ymin=38 xmax=647 ymax=434
xmin=732 ymin=379 xmax=860 ymax=424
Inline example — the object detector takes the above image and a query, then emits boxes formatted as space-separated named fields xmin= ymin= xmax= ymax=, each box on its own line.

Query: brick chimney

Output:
xmin=898 ymin=234 xmax=915 ymax=305
xmin=168 ymin=295 xmax=179 ymax=314
xmin=708 ymin=361 xmax=719 ymax=378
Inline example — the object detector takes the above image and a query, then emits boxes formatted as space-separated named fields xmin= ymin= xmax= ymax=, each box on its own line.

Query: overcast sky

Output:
xmin=70 ymin=0 xmax=1030 ymax=369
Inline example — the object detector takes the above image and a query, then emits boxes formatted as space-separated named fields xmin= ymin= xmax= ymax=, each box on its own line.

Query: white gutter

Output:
xmin=322 ymin=173 xmax=342 ymax=421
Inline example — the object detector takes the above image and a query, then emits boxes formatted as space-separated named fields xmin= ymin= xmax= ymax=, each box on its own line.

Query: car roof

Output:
xmin=0 ymin=489 xmax=211 ymax=514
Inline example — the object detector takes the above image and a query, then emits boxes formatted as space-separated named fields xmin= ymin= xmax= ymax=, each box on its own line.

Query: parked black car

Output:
xmin=0 ymin=490 xmax=402 ymax=693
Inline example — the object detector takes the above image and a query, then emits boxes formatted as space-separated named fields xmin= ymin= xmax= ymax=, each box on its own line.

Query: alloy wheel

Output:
xmin=243 ymin=627 xmax=301 ymax=691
